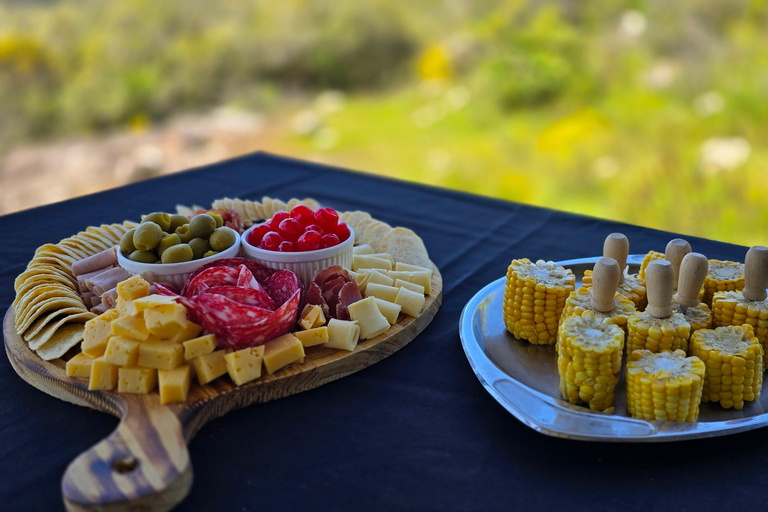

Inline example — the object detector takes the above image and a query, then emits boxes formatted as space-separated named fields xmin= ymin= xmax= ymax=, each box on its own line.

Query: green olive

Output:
xmin=168 ymin=214 xmax=190 ymax=233
xmin=133 ymin=222 xmax=164 ymax=251
xmin=161 ymin=243 xmax=194 ymax=264
xmin=188 ymin=214 xmax=216 ymax=239
xmin=157 ymin=233 xmax=182 ymax=256
xmin=188 ymin=238 xmax=211 ymax=260
xmin=141 ymin=212 xmax=171 ymax=232
xmin=207 ymin=212 xmax=224 ymax=228
xmin=175 ymin=224 xmax=193 ymax=243
xmin=203 ymin=250 xmax=219 ymax=258
xmin=209 ymin=227 xmax=236 ymax=251
xmin=129 ymin=250 xmax=159 ymax=263
xmin=120 ymin=229 xmax=137 ymax=254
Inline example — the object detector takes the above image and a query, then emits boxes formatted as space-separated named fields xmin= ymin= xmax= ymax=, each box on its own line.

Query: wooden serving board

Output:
xmin=4 ymin=264 xmax=442 ymax=512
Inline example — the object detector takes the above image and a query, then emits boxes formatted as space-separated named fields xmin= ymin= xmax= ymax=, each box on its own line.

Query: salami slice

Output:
xmin=181 ymin=266 xmax=240 ymax=297
xmin=305 ymin=281 xmax=330 ymax=319
xmin=235 ymin=265 xmax=270 ymax=296
xmin=154 ymin=282 xmax=179 ymax=296
xmin=185 ymin=257 xmax=275 ymax=286
xmin=313 ymin=265 xmax=351 ymax=288
xmin=203 ymin=285 xmax=275 ymax=310
xmin=335 ymin=281 xmax=363 ymax=321
xmin=263 ymin=270 xmax=304 ymax=308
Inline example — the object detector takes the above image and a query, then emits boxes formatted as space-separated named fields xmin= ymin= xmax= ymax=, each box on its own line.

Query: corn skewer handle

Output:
xmin=645 ymin=260 xmax=674 ymax=318
xmin=674 ymin=252 xmax=708 ymax=308
xmin=590 ymin=257 xmax=620 ymax=312
xmin=742 ymin=246 xmax=768 ymax=301
xmin=603 ymin=233 xmax=629 ymax=284
xmin=665 ymin=238 xmax=691 ymax=290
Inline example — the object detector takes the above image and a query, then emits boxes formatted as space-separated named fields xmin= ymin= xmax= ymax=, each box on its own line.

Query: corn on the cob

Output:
xmin=504 ymin=259 xmax=575 ymax=345
xmin=627 ymin=311 xmax=691 ymax=353
xmin=557 ymin=311 xmax=624 ymax=412
xmin=638 ymin=251 xmax=665 ymax=280
xmin=626 ymin=349 xmax=706 ymax=421
xmin=712 ymin=291 xmax=768 ymax=365
xmin=701 ymin=260 xmax=744 ymax=307
xmin=581 ymin=271 xmax=647 ymax=311
xmin=560 ymin=286 xmax=636 ymax=333
xmin=674 ymin=301 xmax=712 ymax=334
xmin=689 ymin=325 xmax=763 ymax=410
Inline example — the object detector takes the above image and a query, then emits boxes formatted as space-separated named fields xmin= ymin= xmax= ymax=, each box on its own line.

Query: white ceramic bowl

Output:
xmin=117 ymin=227 xmax=241 ymax=289
xmin=241 ymin=224 xmax=354 ymax=287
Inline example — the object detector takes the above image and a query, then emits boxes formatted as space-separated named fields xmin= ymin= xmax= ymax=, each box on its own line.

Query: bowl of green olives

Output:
xmin=117 ymin=211 xmax=241 ymax=288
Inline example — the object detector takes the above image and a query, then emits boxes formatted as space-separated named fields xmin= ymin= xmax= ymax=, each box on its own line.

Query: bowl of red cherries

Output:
xmin=241 ymin=205 xmax=354 ymax=286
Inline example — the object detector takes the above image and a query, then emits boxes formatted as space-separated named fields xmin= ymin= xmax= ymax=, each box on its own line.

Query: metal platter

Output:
xmin=459 ymin=254 xmax=768 ymax=442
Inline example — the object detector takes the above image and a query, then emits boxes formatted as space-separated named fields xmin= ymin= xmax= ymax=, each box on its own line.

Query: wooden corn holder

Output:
xmin=645 ymin=260 xmax=674 ymax=318
xmin=742 ymin=246 xmax=768 ymax=301
xmin=603 ymin=233 xmax=629 ymax=284
xmin=673 ymin=252 xmax=708 ymax=308
xmin=590 ymin=257 xmax=620 ymax=312
xmin=665 ymin=238 xmax=692 ymax=291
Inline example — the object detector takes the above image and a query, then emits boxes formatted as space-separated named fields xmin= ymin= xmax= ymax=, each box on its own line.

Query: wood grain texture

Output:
xmin=3 ymin=264 xmax=442 ymax=512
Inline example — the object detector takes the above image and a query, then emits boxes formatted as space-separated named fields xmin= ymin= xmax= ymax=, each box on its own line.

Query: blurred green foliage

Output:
xmin=1 ymin=0 xmax=767 ymax=247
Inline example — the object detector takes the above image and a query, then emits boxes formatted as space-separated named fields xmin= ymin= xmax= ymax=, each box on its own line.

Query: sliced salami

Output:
xmin=263 ymin=270 xmax=304 ymax=308
xmin=181 ymin=266 xmax=240 ymax=297
xmin=154 ymin=282 xmax=179 ymax=296
xmin=185 ymin=257 xmax=274 ymax=286
xmin=203 ymin=285 xmax=275 ymax=310
xmin=235 ymin=265 xmax=270 ymax=296
xmin=336 ymin=281 xmax=363 ymax=320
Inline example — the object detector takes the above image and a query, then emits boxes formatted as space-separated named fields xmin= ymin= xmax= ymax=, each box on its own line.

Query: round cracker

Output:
xmin=17 ymin=298 xmax=87 ymax=334
xmin=54 ymin=242 xmax=90 ymax=260
xmin=381 ymin=227 xmax=431 ymax=269
xmin=76 ymin=231 xmax=113 ymax=251
xmin=255 ymin=201 xmax=268 ymax=220
xmin=244 ymin=200 xmax=260 ymax=223
xmin=23 ymin=306 xmax=89 ymax=341
xmin=16 ymin=288 xmax=83 ymax=316
xmin=15 ymin=270 xmax=78 ymax=293
xmin=261 ymin=197 xmax=275 ymax=217
xmin=22 ymin=263 xmax=76 ymax=284
xmin=362 ymin=221 xmax=393 ymax=252
xmin=341 ymin=211 xmax=371 ymax=234
xmin=29 ymin=312 xmax=93 ymax=352
xmin=301 ymin=198 xmax=321 ymax=211
xmin=35 ymin=323 xmax=87 ymax=361
xmin=286 ymin=198 xmax=301 ymax=211
xmin=271 ymin=199 xmax=288 ymax=215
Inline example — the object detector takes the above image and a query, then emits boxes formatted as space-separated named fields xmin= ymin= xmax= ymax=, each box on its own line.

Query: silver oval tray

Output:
xmin=460 ymin=254 xmax=768 ymax=442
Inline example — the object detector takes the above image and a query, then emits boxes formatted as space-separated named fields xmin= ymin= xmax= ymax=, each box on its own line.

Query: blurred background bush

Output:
xmin=1 ymin=0 xmax=766 ymax=246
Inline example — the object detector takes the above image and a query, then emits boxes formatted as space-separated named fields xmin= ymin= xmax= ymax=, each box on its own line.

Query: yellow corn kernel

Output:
xmin=674 ymin=301 xmax=712 ymax=335
xmin=559 ymin=286 xmax=636 ymax=334
xmin=627 ymin=311 xmax=691 ymax=354
xmin=503 ymin=258 xmax=575 ymax=345
xmin=702 ymin=260 xmax=744 ymax=307
xmin=638 ymin=251 xmax=665 ymax=281
xmin=712 ymin=290 xmax=768 ymax=365
xmin=557 ymin=310 xmax=624 ymax=412
xmin=689 ymin=325 xmax=763 ymax=410
xmin=582 ymin=270 xmax=647 ymax=311
xmin=626 ymin=349 xmax=705 ymax=421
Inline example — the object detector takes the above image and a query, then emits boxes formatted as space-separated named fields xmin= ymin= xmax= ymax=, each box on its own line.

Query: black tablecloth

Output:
xmin=0 ymin=153 xmax=754 ymax=512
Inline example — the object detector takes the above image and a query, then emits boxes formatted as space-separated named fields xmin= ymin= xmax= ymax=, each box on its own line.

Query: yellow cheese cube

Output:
xmin=121 ymin=294 xmax=178 ymax=317
xmin=82 ymin=309 xmax=119 ymax=357
xmin=138 ymin=339 xmax=184 ymax=370
xmin=183 ymin=334 xmax=218 ymax=360
xmin=293 ymin=326 xmax=329 ymax=347
xmin=66 ymin=352 xmax=93 ymax=378
xmin=111 ymin=315 xmax=150 ymax=341
xmin=104 ymin=336 xmax=142 ymax=366
xmin=117 ymin=275 xmax=150 ymax=301
xmin=88 ymin=357 xmax=118 ymax=390
xmin=158 ymin=366 xmax=191 ymax=404
xmin=143 ymin=304 xmax=188 ymax=339
xmin=192 ymin=350 xmax=231 ymax=385
xmin=166 ymin=321 xmax=202 ymax=344
xmin=263 ymin=334 xmax=305 ymax=374
xmin=225 ymin=346 xmax=265 ymax=386
xmin=118 ymin=366 xmax=157 ymax=394
xmin=299 ymin=304 xmax=326 ymax=330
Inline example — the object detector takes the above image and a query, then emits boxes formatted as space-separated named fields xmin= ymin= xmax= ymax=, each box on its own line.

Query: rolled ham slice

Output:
xmin=91 ymin=303 xmax=107 ymax=315
xmin=85 ymin=266 xmax=131 ymax=296
xmin=101 ymin=288 xmax=118 ymax=309
xmin=72 ymin=246 xmax=118 ymax=277
xmin=90 ymin=295 xmax=102 ymax=307
xmin=81 ymin=291 xmax=95 ymax=303
xmin=77 ymin=265 xmax=116 ymax=293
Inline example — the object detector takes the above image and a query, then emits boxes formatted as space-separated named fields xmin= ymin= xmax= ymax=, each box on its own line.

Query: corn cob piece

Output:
xmin=626 ymin=349 xmax=706 ymax=421
xmin=674 ymin=301 xmax=712 ymax=334
xmin=582 ymin=271 xmax=646 ymax=311
xmin=560 ymin=287 xmax=635 ymax=333
xmin=557 ymin=311 xmax=624 ymax=412
xmin=638 ymin=251 xmax=665 ymax=281
xmin=701 ymin=260 xmax=744 ymax=307
xmin=627 ymin=312 xmax=690 ymax=353
xmin=712 ymin=293 xmax=768 ymax=363
xmin=689 ymin=325 xmax=763 ymax=410
xmin=504 ymin=258 xmax=575 ymax=345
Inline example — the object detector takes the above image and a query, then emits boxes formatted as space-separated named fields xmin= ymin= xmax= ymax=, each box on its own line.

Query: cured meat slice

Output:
xmin=312 ymin=265 xmax=351 ymax=288
xmin=263 ymin=270 xmax=304 ymax=308
xmin=71 ymin=247 xmax=118 ymax=277
xmin=187 ymin=257 xmax=274 ymax=285
xmin=154 ymin=282 xmax=179 ymax=296
xmin=181 ymin=266 xmax=239 ymax=297
xmin=322 ymin=278 xmax=346 ymax=317
xmin=335 ymin=281 xmax=363 ymax=321
xmin=305 ymin=281 xmax=330 ymax=319
xmin=203 ymin=285 xmax=275 ymax=311
xmin=235 ymin=265 xmax=270 ymax=296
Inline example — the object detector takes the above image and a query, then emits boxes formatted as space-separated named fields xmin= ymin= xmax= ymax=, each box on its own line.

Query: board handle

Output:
xmin=62 ymin=397 xmax=192 ymax=512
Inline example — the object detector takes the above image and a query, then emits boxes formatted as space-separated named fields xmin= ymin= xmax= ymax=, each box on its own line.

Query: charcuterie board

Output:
xmin=4 ymin=263 xmax=441 ymax=511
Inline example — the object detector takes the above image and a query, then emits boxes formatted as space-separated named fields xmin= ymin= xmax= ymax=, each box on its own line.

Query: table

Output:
xmin=0 ymin=153 xmax=754 ymax=512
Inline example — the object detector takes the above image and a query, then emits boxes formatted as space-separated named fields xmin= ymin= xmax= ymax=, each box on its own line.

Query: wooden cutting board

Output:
xmin=3 ymin=265 xmax=442 ymax=512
